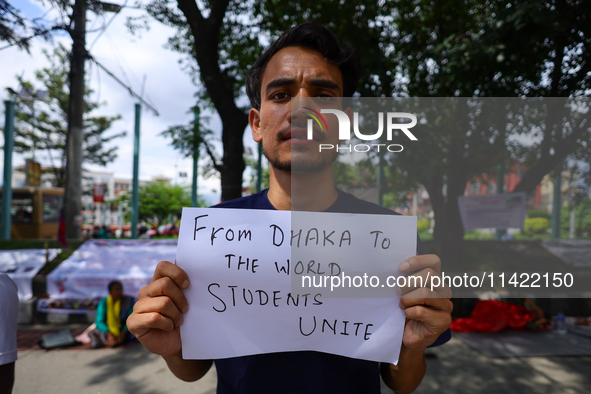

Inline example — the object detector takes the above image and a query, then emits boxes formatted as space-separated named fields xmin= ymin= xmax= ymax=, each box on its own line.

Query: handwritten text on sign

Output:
xmin=176 ymin=208 xmax=417 ymax=364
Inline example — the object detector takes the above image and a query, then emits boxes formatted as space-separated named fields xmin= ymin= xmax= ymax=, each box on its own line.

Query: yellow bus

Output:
xmin=0 ymin=187 xmax=64 ymax=239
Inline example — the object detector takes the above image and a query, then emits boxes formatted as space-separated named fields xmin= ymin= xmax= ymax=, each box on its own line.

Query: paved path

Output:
xmin=13 ymin=336 xmax=591 ymax=394
xmin=542 ymin=239 xmax=591 ymax=267
xmin=14 ymin=344 xmax=216 ymax=394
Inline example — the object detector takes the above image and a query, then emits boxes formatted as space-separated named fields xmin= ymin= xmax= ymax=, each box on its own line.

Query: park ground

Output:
xmin=12 ymin=334 xmax=591 ymax=394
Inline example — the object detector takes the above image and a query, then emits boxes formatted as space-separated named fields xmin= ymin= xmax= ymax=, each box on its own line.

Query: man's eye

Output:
xmin=271 ymin=92 xmax=289 ymax=100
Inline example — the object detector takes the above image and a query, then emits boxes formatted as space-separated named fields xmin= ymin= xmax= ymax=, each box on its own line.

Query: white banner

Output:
xmin=47 ymin=239 xmax=177 ymax=299
xmin=458 ymin=192 xmax=526 ymax=231
xmin=0 ymin=249 xmax=61 ymax=299
xmin=177 ymin=208 xmax=417 ymax=364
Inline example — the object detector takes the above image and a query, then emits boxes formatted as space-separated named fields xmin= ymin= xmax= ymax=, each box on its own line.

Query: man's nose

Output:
xmin=294 ymin=88 xmax=311 ymax=99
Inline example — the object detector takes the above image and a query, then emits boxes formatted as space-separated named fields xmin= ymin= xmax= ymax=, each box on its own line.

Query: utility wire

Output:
xmin=89 ymin=0 xmax=129 ymax=51
xmin=88 ymin=54 xmax=159 ymax=116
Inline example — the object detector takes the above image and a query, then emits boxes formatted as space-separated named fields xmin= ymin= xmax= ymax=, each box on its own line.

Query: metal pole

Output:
xmin=131 ymin=103 xmax=141 ymax=239
xmin=1 ymin=100 xmax=15 ymax=240
xmin=256 ymin=142 xmax=262 ymax=193
xmin=377 ymin=154 xmax=384 ymax=207
xmin=569 ymin=207 xmax=576 ymax=239
xmin=191 ymin=150 xmax=198 ymax=207
xmin=118 ymin=203 xmax=123 ymax=238
xmin=551 ymin=171 xmax=561 ymax=239
xmin=191 ymin=108 xmax=199 ymax=207
xmin=495 ymin=163 xmax=505 ymax=239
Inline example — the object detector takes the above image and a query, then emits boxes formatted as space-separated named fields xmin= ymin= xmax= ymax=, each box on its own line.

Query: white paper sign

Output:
xmin=458 ymin=192 xmax=526 ymax=231
xmin=176 ymin=208 xmax=417 ymax=364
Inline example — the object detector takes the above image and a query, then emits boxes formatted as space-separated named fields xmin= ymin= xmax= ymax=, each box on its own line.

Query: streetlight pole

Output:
xmin=1 ymin=100 xmax=15 ymax=240
xmin=191 ymin=108 xmax=200 ymax=207
xmin=131 ymin=103 xmax=141 ymax=239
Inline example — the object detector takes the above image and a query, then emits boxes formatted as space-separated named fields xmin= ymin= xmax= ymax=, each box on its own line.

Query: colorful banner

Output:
xmin=47 ymin=239 xmax=177 ymax=300
xmin=0 ymin=249 xmax=61 ymax=299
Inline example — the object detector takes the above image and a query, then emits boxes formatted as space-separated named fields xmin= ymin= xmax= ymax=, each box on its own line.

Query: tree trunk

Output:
xmin=220 ymin=115 xmax=247 ymax=201
xmin=63 ymin=0 xmax=86 ymax=240
xmin=178 ymin=0 xmax=248 ymax=202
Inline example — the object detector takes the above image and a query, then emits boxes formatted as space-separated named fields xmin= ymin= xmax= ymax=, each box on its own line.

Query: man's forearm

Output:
xmin=380 ymin=345 xmax=426 ymax=394
xmin=163 ymin=353 xmax=213 ymax=382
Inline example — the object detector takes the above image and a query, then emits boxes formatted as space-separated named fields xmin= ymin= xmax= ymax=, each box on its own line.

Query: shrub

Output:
xmin=527 ymin=209 xmax=551 ymax=220
xmin=523 ymin=217 xmax=550 ymax=235
xmin=417 ymin=219 xmax=430 ymax=233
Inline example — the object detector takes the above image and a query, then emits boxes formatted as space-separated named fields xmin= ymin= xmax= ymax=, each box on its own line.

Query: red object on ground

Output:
xmin=450 ymin=300 xmax=537 ymax=333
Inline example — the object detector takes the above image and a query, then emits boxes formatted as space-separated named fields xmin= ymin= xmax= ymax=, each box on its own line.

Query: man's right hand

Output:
xmin=127 ymin=260 xmax=190 ymax=357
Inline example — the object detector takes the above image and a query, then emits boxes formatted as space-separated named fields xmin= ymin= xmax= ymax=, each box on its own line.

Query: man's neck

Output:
xmin=267 ymin=166 xmax=339 ymax=211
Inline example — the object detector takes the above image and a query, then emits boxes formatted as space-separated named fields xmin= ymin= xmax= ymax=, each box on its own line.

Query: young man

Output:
xmin=127 ymin=23 xmax=452 ymax=393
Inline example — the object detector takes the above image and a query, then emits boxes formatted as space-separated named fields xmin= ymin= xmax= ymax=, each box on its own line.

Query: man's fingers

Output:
xmin=127 ymin=310 xmax=176 ymax=336
xmin=151 ymin=260 xmax=190 ymax=290
xmin=399 ymin=290 xmax=453 ymax=313
xmin=402 ymin=304 xmax=452 ymax=331
xmin=396 ymin=268 xmax=451 ymax=296
xmin=138 ymin=276 xmax=189 ymax=313
xmin=399 ymin=254 xmax=441 ymax=275
xmin=132 ymin=296 xmax=184 ymax=328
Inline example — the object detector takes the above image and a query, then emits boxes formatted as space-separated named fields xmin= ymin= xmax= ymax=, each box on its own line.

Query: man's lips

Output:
xmin=286 ymin=127 xmax=324 ymax=142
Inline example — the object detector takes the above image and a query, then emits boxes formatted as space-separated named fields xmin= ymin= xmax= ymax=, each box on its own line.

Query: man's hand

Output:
xmin=117 ymin=331 xmax=127 ymax=345
xmin=398 ymin=254 xmax=452 ymax=351
xmin=127 ymin=260 xmax=190 ymax=357
xmin=381 ymin=254 xmax=452 ymax=394
xmin=107 ymin=332 xmax=117 ymax=348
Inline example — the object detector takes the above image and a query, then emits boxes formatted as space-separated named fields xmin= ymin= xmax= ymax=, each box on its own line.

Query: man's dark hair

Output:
xmin=108 ymin=280 xmax=122 ymax=292
xmin=246 ymin=22 xmax=360 ymax=110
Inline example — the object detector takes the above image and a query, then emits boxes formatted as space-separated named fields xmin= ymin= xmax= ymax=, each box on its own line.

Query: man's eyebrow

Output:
xmin=265 ymin=77 xmax=297 ymax=92
xmin=308 ymin=78 xmax=342 ymax=94
xmin=264 ymin=77 xmax=342 ymax=94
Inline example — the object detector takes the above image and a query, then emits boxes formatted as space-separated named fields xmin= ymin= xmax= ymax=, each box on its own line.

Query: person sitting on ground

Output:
xmin=89 ymin=281 xmax=134 ymax=348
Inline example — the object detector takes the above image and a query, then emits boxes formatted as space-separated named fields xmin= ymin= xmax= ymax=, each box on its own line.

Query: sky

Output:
xmin=1 ymin=0 xmax=262 ymax=198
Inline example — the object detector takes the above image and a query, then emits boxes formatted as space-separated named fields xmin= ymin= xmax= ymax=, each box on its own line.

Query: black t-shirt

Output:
xmin=211 ymin=189 xmax=450 ymax=394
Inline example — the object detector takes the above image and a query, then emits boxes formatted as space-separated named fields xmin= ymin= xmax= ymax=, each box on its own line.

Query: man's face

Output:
xmin=250 ymin=46 xmax=344 ymax=173
xmin=110 ymin=283 xmax=123 ymax=301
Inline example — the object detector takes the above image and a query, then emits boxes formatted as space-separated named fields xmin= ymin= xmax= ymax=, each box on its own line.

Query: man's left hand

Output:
xmin=398 ymin=254 xmax=452 ymax=352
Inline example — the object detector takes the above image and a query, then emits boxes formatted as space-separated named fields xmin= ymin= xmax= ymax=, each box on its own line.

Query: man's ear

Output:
xmin=250 ymin=108 xmax=262 ymax=143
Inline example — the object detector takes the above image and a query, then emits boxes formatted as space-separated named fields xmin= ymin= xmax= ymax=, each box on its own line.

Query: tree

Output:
xmin=160 ymin=105 xmax=216 ymax=205
xmin=137 ymin=0 xmax=257 ymax=201
xmin=118 ymin=180 xmax=191 ymax=228
xmin=385 ymin=0 xmax=591 ymax=255
xmin=0 ymin=0 xmax=56 ymax=51
xmin=0 ymin=0 xmax=28 ymax=49
xmin=9 ymin=44 xmax=126 ymax=187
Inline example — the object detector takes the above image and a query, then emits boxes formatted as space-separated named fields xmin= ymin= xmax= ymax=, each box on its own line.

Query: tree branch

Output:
xmin=203 ymin=140 xmax=222 ymax=172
